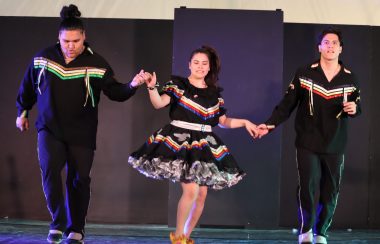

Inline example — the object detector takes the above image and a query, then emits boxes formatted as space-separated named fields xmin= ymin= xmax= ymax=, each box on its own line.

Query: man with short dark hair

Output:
xmin=257 ymin=27 xmax=361 ymax=244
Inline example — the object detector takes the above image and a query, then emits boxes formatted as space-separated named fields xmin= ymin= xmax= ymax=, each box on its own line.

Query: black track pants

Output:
xmin=296 ymin=147 xmax=344 ymax=236
xmin=37 ymin=130 xmax=94 ymax=235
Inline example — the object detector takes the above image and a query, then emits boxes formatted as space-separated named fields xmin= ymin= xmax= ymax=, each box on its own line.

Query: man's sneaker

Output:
xmin=64 ymin=239 xmax=84 ymax=244
xmin=314 ymin=235 xmax=327 ymax=244
xmin=298 ymin=229 xmax=313 ymax=244
xmin=47 ymin=230 xmax=63 ymax=243
xmin=65 ymin=232 xmax=84 ymax=244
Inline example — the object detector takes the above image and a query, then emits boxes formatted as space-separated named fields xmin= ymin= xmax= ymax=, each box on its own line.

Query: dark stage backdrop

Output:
xmin=169 ymin=8 xmax=284 ymax=228
xmin=369 ymin=26 xmax=380 ymax=228
xmin=1 ymin=16 xmax=379 ymax=229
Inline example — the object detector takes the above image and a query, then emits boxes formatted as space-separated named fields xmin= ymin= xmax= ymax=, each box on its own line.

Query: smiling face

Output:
xmin=58 ymin=29 xmax=86 ymax=60
xmin=318 ymin=33 xmax=342 ymax=62
xmin=188 ymin=52 xmax=210 ymax=80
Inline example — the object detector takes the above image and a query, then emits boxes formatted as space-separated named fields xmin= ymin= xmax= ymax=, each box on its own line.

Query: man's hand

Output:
xmin=257 ymin=124 xmax=269 ymax=139
xmin=16 ymin=117 xmax=29 ymax=132
xmin=130 ymin=69 xmax=149 ymax=88
xmin=343 ymin=102 xmax=357 ymax=115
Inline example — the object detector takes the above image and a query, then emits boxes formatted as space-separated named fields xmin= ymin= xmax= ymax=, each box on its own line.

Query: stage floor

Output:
xmin=0 ymin=219 xmax=379 ymax=243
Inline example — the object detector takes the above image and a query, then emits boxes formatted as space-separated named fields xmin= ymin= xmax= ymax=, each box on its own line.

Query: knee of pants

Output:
xmin=72 ymin=176 xmax=92 ymax=189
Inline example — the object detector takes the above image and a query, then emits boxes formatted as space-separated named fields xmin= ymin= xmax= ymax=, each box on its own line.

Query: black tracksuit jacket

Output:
xmin=266 ymin=61 xmax=361 ymax=154
xmin=16 ymin=43 xmax=137 ymax=149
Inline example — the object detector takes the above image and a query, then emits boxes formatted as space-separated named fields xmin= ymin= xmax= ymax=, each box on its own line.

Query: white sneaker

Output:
xmin=298 ymin=229 xmax=313 ymax=243
xmin=314 ymin=235 xmax=327 ymax=244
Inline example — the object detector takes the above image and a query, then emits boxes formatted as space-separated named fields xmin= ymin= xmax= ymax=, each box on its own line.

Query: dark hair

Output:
xmin=317 ymin=26 xmax=343 ymax=46
xmin=189 ymin=45 xmax=221 ymax=89
xmin=59 ymin=4 xmax=84 ymax=32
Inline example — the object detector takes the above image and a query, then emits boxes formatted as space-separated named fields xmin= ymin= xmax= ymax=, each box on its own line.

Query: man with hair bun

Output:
xmin=16 ymin=4 xmax=146 ymax=243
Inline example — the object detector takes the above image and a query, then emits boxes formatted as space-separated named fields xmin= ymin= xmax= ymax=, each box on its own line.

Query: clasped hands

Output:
xmin=130 ymin=70 xmax=157 ymax=88
xmin=246 ymin=122 xmax=270 ymax=139
xmin=249 ymin=101 xmax=357 ymax=139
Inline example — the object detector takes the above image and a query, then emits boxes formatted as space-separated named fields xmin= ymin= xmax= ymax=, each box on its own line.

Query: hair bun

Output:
xmin=60 ymin=4 xmax=81 ymax=19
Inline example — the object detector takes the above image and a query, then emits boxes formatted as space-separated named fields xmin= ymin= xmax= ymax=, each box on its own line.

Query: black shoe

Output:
xmin=64 ymin=238 xmax=84 ymax=244
xmin=47 ymin=232 xmax=63 ymax=243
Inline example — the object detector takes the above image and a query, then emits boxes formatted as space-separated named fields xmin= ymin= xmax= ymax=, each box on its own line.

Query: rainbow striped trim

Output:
xmin=33 ymin=57 xmax=106 ymax=80
xmin=147 ymin=134 xmax=229 ymax=161
xmin=300 ymin=78 xmax=356 ymax=100
xmin=178 ymin=96 xmax=221 ymax=120
xmin=162 ymin=83 xmax=185 ymax=98
xmin=163 ymin=83 xmax=224 ymax=120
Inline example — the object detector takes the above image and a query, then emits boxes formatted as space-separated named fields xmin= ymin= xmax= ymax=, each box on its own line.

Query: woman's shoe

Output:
xmin=169 ymin=232 xmax=187 ymax=244
xmin=186 ymin=237 xmax=195 ymax=244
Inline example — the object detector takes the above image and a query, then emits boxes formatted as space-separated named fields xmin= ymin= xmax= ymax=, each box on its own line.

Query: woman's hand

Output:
xmin=244 ymin=120 xmax=259 ymax=139
xmin=145 ymin=72 xmax=157 ymax=89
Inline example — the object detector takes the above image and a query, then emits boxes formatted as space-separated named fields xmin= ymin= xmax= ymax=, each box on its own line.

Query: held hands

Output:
xmin=145 ymin=72 xmax=157 ymax=89
xmin=130 ymin=70 xmax=158 ymax=90
xmin=256 ymin=124 xmax=269 ymax=139
xmin=243 ymin=121 xmax=271 ymax=139
xmin=16 ymin=117 xmax=29 ymax=132
xmin=343 ymin=102 xmax=357 ymax=115
xmin=130 ymin=69 xmax=152 ymax=88
xmin=244 ymin=120 xmax=259 ymax=139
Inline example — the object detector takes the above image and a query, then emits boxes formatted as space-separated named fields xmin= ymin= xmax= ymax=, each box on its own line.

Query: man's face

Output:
xmin=318 ymin=33 xmax=342 ymax=61
xmin=58 ymin=29 xmax=86 ymax=60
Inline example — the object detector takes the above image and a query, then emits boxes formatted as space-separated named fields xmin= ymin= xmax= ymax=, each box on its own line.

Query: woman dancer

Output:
xmin=128 ymin=45 xmax=258 ymax=244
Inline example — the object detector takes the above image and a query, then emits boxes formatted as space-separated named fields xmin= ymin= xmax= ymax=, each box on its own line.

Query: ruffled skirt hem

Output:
xmin=128 ymin=156 xmax=245 ymax=190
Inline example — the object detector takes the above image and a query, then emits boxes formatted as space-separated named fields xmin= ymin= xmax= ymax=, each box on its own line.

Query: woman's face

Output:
xmin=189 ymin=52 xmax=210 ymax=79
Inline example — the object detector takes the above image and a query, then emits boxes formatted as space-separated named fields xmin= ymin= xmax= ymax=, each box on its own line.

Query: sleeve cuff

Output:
xmin=266 ymin=124 xmax=275 ymax=130
xmin=128 ymin=81 xmax=138 ymax=90
xmin=19 ymin=110 xmax=29 ymax=118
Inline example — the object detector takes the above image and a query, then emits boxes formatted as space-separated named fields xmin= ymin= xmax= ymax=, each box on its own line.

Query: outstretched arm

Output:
xmin=145 ymin=72 xmax=171 ymax=109
xmin=256 ymin=124 xmax=275 ymax=138
xmin=218 ymin=115 xmax=258 ymax=138
xmin=102 ymin=69 xmax=146 ymax=102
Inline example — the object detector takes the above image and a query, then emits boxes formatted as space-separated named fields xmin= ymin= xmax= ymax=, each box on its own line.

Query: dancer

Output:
xmin=16 ymin=4 xmax=145 ymax=244
xmin=128 ymin=46 xmax=258 ymax=244
xmin=257 ymin=27 xmax=361 ymax=244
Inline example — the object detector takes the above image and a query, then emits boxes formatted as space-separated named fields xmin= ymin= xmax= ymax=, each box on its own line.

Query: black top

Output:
xmin=266 ymin=61 xmax=361 ymax=153
xmin=162 ymin=77 xmax=226 ymax=127
xmin=16 ymin=43 xmax=137 ymax=149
